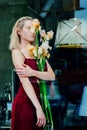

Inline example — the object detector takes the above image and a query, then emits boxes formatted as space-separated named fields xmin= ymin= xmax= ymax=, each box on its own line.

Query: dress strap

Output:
xmin=20 ymin=49 xmax=26 ymax=59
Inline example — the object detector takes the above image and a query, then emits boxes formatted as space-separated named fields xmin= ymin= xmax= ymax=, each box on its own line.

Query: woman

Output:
xmin=9 ymin=16 xmax=55 ymax=130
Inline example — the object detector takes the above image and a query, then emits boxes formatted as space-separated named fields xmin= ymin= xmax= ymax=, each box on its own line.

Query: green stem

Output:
xmin=35 ymin=30 xmax=54 ymax=130
xmin=40 ymin=80 xmax=54 ymax=130
xmin=36 ymin=29 xmax=39 ymax=46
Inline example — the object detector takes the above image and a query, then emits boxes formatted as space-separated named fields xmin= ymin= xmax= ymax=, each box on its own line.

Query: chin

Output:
xmin=29 ymin=41 xmax=34 ymax=44
xmin=30 ymin=40 xmax=35 ymax=43
xmin=30 ymin=39 xmax=35 ymax=42
xmin=29 ymin=37 xmax=34 ymax=41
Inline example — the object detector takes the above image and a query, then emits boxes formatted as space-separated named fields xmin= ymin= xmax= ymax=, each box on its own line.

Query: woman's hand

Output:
xmin=36 ymin=108 xmax=46 ymax=127
xmin=16 ymin=64 xmax=34 ymax=77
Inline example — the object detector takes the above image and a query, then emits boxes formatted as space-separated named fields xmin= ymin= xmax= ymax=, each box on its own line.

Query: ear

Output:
xmin=17 ymin=29 xmax=21 ymax=35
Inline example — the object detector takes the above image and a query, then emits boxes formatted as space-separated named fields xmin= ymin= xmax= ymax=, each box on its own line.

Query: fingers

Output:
xmin=16 ymin=64 xmax=27 ymax=69
xmin=36 ymin=117 xmax=46 ymax=127
xmin=15 ymin=66 xmax=27 ymax=77
xmin=22 ymin=64 xmax=27 ymax=67
xmin=16 ymin=66 xmax=25 ymax=71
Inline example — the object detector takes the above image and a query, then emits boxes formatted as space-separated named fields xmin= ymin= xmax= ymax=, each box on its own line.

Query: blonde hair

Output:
xmin=9 ymin=16 xmax=33 ymax=50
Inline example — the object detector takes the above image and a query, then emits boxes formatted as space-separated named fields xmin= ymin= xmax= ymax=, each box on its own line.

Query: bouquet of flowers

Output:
xmin=27 ymin=19 xmax=54 ymax=130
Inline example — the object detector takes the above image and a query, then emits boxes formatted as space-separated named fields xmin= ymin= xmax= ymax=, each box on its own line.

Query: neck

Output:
xmin=20 ymin=40 xmax=31 ymax=50
xmin=20 ymin=41 xmax=34 ymax=58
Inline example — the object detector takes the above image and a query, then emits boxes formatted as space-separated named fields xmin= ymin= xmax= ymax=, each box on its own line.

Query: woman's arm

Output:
xmin=12 ymin=50 xmax=46 ymax=127
xmin=16 ymin=60 xmax=55 ymax=81
xmin=34 ymin=60 xmax=55 ymax=80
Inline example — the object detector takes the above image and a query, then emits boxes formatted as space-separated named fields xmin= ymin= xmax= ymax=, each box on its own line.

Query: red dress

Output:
xmin=11 ymin=58 xmax=44 ymax=130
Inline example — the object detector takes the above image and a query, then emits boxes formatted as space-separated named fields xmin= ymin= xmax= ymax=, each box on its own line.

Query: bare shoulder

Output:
xmin=12 ymin=49 xmax=21 ymax=56
xmin=12 ymin=49 xmax=25 ymax=67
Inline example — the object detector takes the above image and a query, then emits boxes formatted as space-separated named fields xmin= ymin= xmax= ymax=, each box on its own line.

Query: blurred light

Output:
xmin=55 ymin=18 xmax=87 ymax=47
xmin=79 ymin=86 xmax=87 ymax=116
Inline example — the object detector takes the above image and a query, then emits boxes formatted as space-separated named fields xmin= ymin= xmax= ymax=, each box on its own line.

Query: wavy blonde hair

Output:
xmin=9 ymin=16 xmax=33 ymax=50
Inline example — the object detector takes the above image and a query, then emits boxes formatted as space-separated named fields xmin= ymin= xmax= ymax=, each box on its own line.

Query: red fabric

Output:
xmin=11 ymin=58 xmax=44 ymax=130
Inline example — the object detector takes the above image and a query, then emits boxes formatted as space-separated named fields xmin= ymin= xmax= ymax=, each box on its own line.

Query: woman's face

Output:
xmin=19 ymin=20 xmax=36 ymax=43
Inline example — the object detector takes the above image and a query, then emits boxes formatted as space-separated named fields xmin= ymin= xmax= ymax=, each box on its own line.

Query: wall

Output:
xmin=0 ymin=0 xmax=29 ymax=95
